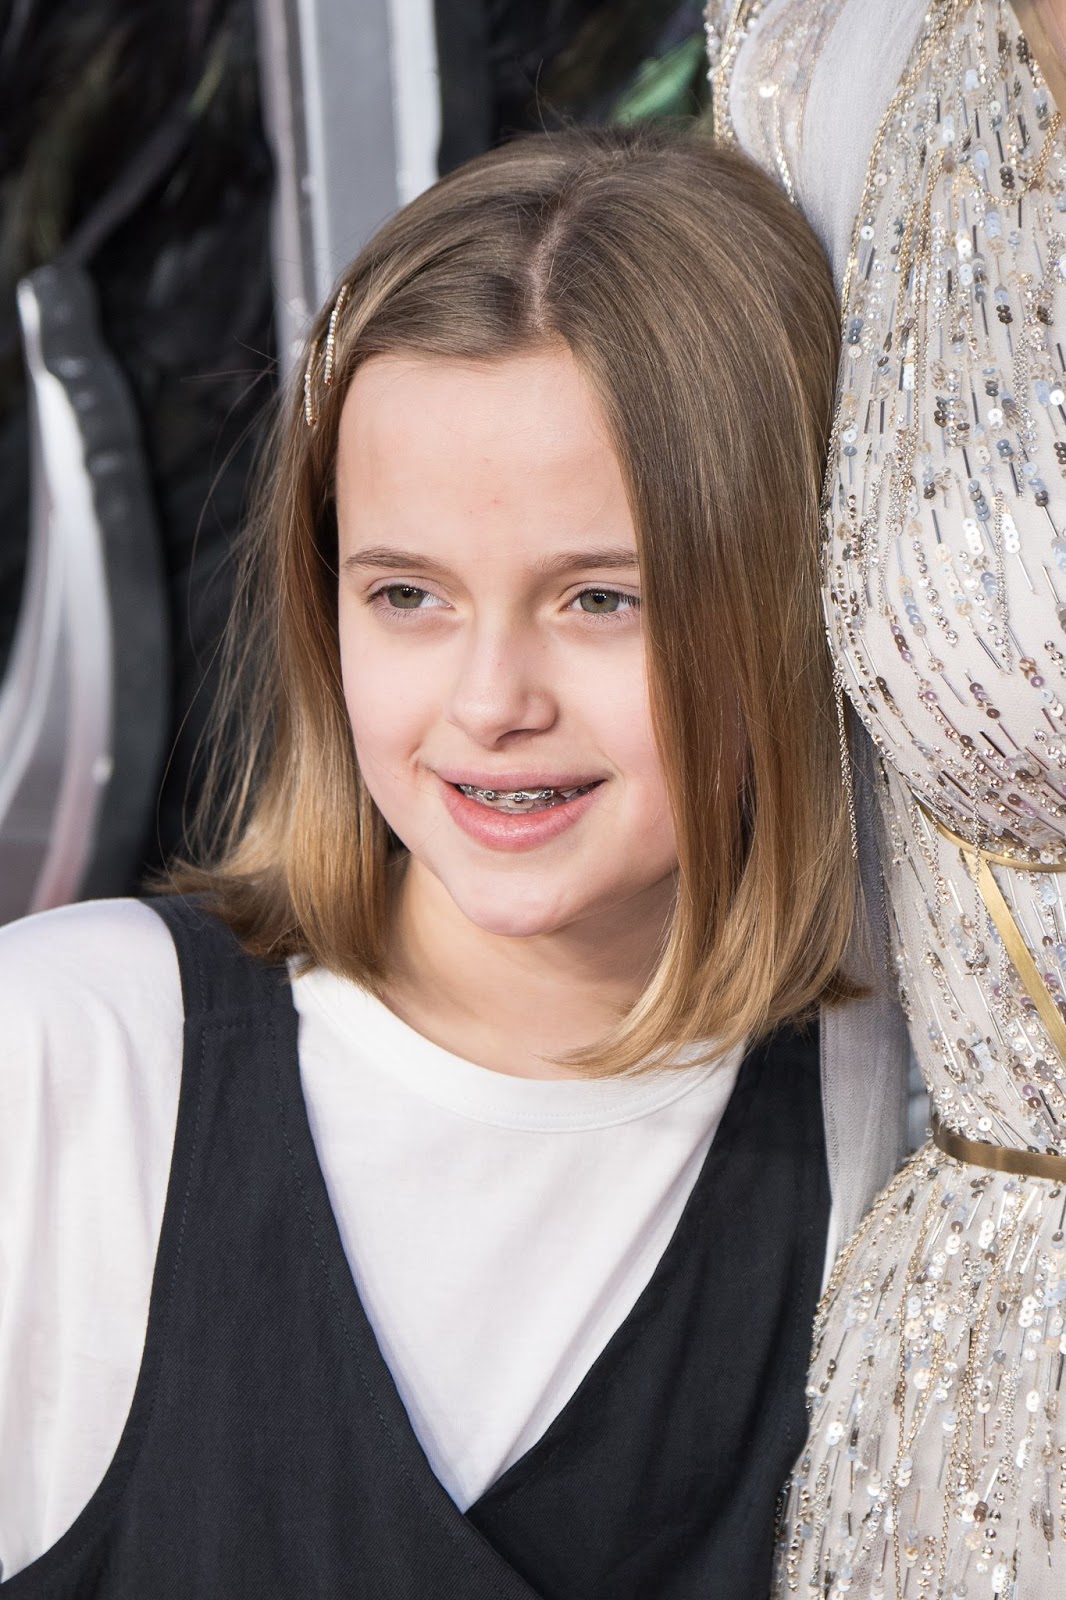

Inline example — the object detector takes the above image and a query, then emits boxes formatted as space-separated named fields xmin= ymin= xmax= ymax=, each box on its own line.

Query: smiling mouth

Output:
xmin=455 ymin=782 xmax=599 ymax=815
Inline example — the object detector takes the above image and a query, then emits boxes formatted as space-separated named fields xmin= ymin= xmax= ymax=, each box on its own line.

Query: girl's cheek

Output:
xmin=340 ymin=636 xmax=408 ymax=755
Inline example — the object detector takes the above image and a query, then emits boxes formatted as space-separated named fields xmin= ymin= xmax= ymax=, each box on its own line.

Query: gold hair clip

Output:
xmin=323 ymin=282 xmax=349 ymax=389
xmin=303 ymin=281 xmax=351 ymax=429
xmin=303 ymin=336 xmax=321 ymax=428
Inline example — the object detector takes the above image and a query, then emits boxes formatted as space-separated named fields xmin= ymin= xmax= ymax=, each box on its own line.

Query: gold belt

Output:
xmin=931 ymin=1110 xmax=1066 ymax=1182
xmin=920 ymin=801 xmax=1066 ymax=1181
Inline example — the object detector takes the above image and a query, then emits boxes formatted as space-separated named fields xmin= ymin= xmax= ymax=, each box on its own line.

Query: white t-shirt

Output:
xmin=0 ymin=898 xmax=743 ymax=1581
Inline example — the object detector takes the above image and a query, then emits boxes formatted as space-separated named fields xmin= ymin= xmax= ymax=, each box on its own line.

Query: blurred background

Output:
xmin=0 ymin=0 xmax=709 ymax=924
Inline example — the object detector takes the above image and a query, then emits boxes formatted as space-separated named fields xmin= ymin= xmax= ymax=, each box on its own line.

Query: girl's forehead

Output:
xmin=335 ymin=349 xmax=636 ymax=563
xmin=339 ymin=346 xmax=607 ymax=455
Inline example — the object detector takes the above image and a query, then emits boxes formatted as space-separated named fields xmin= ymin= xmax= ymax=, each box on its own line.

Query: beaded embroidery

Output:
xmin=709 ymin=0 xmax=849 ymax=196
xmin=711 ymin=0 xmax=1066 ymax=1592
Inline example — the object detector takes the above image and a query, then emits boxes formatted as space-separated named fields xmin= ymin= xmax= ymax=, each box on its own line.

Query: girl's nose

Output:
xmin=443 ymin=623 xmax=557 ymax=746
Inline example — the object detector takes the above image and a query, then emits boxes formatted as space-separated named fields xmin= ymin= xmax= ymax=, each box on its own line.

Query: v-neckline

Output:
xmin=275 ymin=1004 xmax=753 ymax=1529
xmin=1010 ymin=0 xmax=1066 ymax=119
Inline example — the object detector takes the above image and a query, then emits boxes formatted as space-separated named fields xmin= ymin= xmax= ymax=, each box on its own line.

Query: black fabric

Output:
xmin=4 ymin=895 xmax=828 ymax=1599
xmin=468 ymin=1024 xmax=828 ymax=1599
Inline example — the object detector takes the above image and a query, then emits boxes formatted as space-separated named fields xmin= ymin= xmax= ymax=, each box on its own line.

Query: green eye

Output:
xmin=382 ymin=584 xmax=427 ymax=609
xmin=577 ymin=589 xmax=624 ymax=614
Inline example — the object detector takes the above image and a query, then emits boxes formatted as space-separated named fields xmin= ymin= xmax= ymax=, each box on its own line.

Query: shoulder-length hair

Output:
xmin=173 ymin=125 xmax=857 ymax=1074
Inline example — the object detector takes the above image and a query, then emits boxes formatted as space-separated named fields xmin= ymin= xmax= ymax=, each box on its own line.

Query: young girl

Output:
xmin=1 ymin=127 xmax=858 ymax=1598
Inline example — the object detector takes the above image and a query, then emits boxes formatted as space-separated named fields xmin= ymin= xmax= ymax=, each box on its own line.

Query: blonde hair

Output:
xmin=173 ymin=125 xmax=857 ymax=1073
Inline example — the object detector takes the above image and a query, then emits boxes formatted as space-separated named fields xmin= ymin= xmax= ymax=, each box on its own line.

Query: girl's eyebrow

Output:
xmin=342 ymin=545 xmax=640 ymax=577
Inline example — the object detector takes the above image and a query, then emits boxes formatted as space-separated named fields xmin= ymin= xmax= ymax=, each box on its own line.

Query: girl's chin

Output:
xmin=425 ymin=868 xmax=602 ymax=941
xmin=445 ymin=898 xmax=584 ymax=941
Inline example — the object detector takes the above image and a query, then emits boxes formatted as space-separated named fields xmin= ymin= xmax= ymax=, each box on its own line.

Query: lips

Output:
xmin=438 ymin=773 xmax=604 ymax=851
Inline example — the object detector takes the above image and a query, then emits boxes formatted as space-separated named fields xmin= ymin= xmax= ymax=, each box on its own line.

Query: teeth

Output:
xmin=457 ymin=783 xmax=593 ymax=813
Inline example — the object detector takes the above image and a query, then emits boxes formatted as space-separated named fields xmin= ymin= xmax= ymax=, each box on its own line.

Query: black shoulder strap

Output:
xmin=144 ymin=893 xmax=291 ymax=1024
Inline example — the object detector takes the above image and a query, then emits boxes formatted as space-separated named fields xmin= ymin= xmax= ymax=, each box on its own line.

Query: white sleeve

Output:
xmin=0 ymin=899 xmax=183 ymax=1580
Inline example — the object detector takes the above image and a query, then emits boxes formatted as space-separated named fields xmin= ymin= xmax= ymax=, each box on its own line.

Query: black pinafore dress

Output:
xmin=3 ymin=896 xmax=829 ymax=1599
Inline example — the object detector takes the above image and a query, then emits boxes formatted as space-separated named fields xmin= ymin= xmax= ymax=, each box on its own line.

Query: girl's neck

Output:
xmin=380 ymin=858 xmax=674 ymax=1080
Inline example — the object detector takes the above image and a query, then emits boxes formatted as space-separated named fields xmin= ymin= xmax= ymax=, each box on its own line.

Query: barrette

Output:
xmin=303 ymin=280 xmax=351 ymax=428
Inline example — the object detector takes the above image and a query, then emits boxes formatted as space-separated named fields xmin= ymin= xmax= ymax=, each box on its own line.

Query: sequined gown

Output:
xmin=711 ymin=2 xmax=1066 ymax=1595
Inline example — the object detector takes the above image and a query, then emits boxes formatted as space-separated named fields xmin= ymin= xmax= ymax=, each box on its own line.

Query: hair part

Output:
xmin=172 ymin=124 xmax=858 ymax=1074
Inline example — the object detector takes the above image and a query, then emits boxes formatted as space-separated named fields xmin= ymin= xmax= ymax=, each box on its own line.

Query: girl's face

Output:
xmin=335 ymin=346 xmax=678 ymax=945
